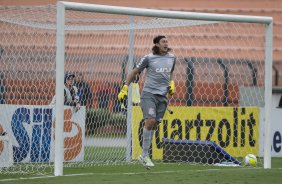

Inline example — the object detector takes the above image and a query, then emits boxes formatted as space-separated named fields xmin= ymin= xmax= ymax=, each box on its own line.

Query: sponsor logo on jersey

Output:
xmin=156 ymin=67 xmax=172 ymax=73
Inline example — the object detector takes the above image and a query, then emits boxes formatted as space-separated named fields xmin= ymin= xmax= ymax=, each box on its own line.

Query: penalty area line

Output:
xmin=1 ymin=167 xmax=282 ymax=182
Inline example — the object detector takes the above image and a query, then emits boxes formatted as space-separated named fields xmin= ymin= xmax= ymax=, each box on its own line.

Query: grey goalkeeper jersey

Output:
xmin=136 ymin=52 xmax=176 ymax=96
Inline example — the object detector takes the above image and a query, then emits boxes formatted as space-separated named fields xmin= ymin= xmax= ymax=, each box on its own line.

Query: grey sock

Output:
xmin=141 ymin=128 xmax=153 ymax=157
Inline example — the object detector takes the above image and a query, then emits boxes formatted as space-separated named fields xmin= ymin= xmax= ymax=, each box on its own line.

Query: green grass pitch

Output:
xmin=1 ymin=158 xmax=282 ymax=184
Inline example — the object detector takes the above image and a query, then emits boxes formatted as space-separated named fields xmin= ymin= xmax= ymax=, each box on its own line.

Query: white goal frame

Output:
xmin=55 ymin=1 xmax=273 ymax=176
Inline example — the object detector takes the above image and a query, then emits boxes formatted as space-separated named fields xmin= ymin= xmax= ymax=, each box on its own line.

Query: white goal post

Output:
xmin=0 ymin=1 xmax=273 ymax=176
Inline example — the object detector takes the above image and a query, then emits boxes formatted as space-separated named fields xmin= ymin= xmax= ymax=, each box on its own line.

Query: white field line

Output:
xmin=1 ymin=167 xmax=282 ymax=182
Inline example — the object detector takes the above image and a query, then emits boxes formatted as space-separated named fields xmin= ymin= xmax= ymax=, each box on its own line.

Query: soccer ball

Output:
xmin=244 ymin=154 xmax=257 ymax=166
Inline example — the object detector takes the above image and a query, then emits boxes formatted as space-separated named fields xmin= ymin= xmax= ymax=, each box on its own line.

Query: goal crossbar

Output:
xmin=60 ymin=1 xmax=272 ymax=24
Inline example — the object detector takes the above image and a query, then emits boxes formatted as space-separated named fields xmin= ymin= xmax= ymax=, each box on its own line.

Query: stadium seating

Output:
xmin=1 ymin=0 xmax=281 ymax=107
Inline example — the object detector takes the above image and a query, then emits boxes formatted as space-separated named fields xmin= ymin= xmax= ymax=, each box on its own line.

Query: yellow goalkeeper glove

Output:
xmin=168 ymin=80 xmax=175 ymax=96
xmin=118 ymin=85 xmax=128 ymax=102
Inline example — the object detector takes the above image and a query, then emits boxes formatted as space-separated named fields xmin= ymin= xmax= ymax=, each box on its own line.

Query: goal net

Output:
xmin=0 ymin=2 xmax=272 ymax=175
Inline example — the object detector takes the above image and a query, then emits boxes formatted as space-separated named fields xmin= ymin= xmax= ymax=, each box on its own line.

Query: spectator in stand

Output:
xmin=97 ymin=81 xmax=111 ymax=109
xmin=50 ymin=72 xmax=80 ymax=112
xmin=74 ymin=72 xmax=93 ymax=108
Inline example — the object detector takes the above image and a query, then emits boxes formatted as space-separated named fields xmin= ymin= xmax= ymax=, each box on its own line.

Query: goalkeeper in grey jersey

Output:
xmin=118 ymin=35 xmax=176 ymax=168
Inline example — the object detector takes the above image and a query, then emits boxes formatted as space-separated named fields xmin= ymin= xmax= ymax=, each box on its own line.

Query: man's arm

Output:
xmin=168 ymin=57 xmax=176 ymax=96
xmin=170 ymin=56 xmax=176 ymax=81
xmin=118 ymin=68 xmax=139 ymax=102
xmin=118 ymin=54 xmax=148 ymax=102
xmin=170 ymin=72 xmax=174 ymax=81
xmin=125 ymin=68 xmax=139 ymax=86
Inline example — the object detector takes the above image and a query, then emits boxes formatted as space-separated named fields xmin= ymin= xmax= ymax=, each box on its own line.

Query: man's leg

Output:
xmin=139 ymin=118 xmax=156 ymax=167
xmin=139 ymin=93 xmax=157 ymax=167
xmin=141 ymin=118 xmax=155 ymax=158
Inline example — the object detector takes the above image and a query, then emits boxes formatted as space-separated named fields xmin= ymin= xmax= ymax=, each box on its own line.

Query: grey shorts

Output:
xmin=140 ymin=91 xmax=168 ymax=122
